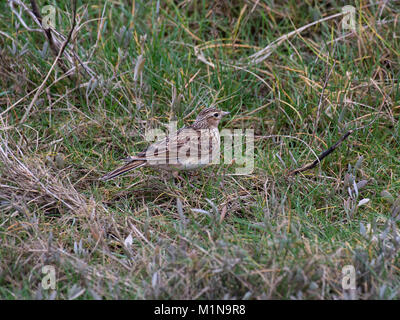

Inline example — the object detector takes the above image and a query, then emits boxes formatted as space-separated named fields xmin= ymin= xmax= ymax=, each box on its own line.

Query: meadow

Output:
xmin=0 ymin=0 xmax=399 ymax=299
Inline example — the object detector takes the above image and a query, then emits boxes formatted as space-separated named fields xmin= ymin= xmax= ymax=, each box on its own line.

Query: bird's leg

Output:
xmin=172 ymin=171 xmax=197 ymax=188
xmin=187 ymin=171 xmax=200 ymax=177
xmin=172 ymin=170 xmax=184 ymax=182
xmin=169 ymin=171 xmax=182 ymax=189
xmin=159 ymin=170 xmax=172 ymax=186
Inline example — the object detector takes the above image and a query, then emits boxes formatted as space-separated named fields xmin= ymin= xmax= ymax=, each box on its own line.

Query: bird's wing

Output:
xmin=134 ymin=127 xmax=212 ymax=163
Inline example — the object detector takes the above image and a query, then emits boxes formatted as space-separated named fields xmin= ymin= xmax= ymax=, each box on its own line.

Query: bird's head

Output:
xmin=193 ymin=107 xmax=230 ymax=129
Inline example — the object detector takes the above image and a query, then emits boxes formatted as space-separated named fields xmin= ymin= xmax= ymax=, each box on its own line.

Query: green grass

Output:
xmin=0 ymin=0 xmax=399 ymax=299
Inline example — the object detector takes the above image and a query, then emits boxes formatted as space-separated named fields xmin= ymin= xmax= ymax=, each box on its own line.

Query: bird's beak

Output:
xmin=222 ymin=111 xmax=230 ymax=116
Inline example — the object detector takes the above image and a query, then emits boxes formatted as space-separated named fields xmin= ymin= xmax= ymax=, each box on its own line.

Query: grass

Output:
xmin=0 ymin=0 xmax=399 ymax=299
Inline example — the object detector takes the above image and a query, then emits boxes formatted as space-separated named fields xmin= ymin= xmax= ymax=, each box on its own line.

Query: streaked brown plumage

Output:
xmin=100 ymin=107 xmax=230 ymax=181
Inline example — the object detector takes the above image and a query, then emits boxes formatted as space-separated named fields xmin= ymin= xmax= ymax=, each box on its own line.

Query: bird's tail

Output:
xmin=100 ymin=160 xmax=146 ymax=181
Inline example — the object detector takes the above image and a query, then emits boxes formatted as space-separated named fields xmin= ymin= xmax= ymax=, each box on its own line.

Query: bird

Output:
xmin=100 ymin=107 xmax=230 ymax=181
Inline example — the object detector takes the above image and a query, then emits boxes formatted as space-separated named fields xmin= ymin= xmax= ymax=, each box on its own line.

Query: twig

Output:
xmin=29 ymin=0 xmax=69 ymax=75
xmin=288 ymin=75 xmax=392 ymax=176
xmin=19 ymin=0 xmax=77 ymax=124
xmin=9 ymin=0 xmax=96 ymax=79
xmin=288 ymin=130 xmax=353 ymax=176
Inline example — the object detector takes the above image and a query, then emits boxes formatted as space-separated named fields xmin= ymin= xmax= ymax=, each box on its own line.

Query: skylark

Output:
xmin=100 ymin=107 xmax=230 ymax=181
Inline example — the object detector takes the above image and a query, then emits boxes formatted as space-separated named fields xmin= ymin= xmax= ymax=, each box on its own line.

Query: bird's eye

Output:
xmin=213 ymin=112 xmax=219 ymax=117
